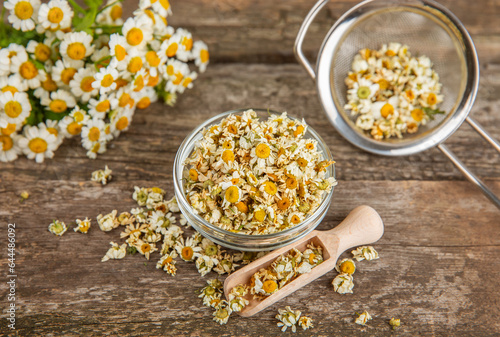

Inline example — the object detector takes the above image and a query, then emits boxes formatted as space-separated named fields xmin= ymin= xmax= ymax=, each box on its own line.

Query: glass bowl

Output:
xmin=173 ymin=108 xmax=335 ymax=251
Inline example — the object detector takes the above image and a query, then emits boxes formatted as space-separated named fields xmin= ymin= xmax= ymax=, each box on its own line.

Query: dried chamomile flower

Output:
xmin=179 ymin=213 xmax=188 ymax=227
xmin=213 ymin=254 xmax=238 ymax=275
xmin=48 ymin=220 xmax=68 ymax=236
xmin=199 ymin=278 xmax=223 ymax=306
xmin=196 ymin=255 xmax=218 ymax=277
xmin=156 ymin=251 xmax=178 ymax=276
xmin=91 ymin=165 xmax=112 ymax=185
xmin=389 ymin=317 xmax=401 ymax=330
xmin=120 ymin=223 xmax=148 ymax=239
xmin=276 ymin=306 xmax=301 ymax=333
xmin=351 ymin=246 xmax=379 ymax=261
xmin=166 ymin=196 xmax=180 ymax=213
xmin=298 ymin=315 xmax=314 ymax=331
xmin=101 ymin=242 xmax=127 ymax=262
xmin=200 ymin=238 xmax=223 ymax=260
xmin=97 ymin=209 xmax=119 ymax=231
xmin=136 ymin=240 xmax=158 ymax=260
xmin=132 ymin=186 xmax=164 ymax=208
xmin=355 ymin=311 xmax=372 ymax=326
xmin=332 ymin=273 xmax=354 ymax=294
xmin=175 ymin=237 xmax=202 ymax=262
xmin=74 ymin=217 xmax=91 ymax=233
xmin=228 ymin=284 xmax=249 ymax=312
xmin=213 ymin=300 xmax=232 ymax=325
xmin=20 ymin=191 xmax=29 ymax=202
xmin=336 ymin=258 xmax=356 ymax=275
xmin=118 ymin=212 xmax=135 ymax=226
xmin=251 ymin=269 xmax=279 ymax=297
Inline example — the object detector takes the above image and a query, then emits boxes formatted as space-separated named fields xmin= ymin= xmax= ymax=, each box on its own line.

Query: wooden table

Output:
xmin=1 ymin=0 xmax=499 ymax=335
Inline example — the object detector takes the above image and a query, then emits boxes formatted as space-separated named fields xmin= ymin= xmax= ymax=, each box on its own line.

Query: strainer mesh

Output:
xmin=331 ymin=6 xmax=467 ymax=143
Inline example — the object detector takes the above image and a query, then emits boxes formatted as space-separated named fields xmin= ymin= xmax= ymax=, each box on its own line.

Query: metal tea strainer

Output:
xmin=295 ymin=0 xmax=500 ymax=209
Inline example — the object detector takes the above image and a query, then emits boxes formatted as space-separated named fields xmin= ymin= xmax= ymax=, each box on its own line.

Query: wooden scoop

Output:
xmin=223 ymin=205 xmax=384 ymax=317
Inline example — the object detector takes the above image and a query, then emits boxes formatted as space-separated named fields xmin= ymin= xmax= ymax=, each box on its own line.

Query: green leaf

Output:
xmin=44 ymin=110 xmax=69 ymax=121
xmin=423 ymin=107 xmax=446 ymax=120
xmin=74 ymin=7 xmax=98 ymax=32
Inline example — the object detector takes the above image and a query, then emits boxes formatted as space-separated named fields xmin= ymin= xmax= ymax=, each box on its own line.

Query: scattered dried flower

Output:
xmin=48 ymin=220 xmax=67 ymax=236
xmin=91 ymin=165 xmax=112 ymax=185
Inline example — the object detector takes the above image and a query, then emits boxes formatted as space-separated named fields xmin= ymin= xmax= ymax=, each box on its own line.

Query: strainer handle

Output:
xmin=437 ymin=144 xmax=500 ymax=209
xmin=466 ymin=117 xmax=500 ymax=153
xmin=294 ymin=0 xmax=330 ymax=80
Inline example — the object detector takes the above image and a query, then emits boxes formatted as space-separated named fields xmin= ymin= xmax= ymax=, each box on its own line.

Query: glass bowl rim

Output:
xmin=172 ymin=108 xmax=336 ymax=240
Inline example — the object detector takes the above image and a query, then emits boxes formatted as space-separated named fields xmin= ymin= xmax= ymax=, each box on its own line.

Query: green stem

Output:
xmin=67 ymin=0 xmax=85 ymax=13
xmin=97 ymin=0 xmax=123 ymax=14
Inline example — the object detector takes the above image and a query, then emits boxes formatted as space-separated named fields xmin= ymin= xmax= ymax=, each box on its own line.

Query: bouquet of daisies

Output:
xmin=0 ymin=0 xmax=209 ymax=162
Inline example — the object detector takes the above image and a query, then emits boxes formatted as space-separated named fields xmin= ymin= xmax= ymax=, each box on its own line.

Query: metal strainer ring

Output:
xmin=295 ymin=0 xmax=500 ymax=209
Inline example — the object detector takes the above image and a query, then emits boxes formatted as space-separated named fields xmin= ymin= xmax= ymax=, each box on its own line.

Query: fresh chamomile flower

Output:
xmin=96 ymin=0 xmax=123 ymax=25
xmin=0 ymin=74 xmax=26 ymax=94
xmin=213 ymin=300 xmax=232 ymax=325
xmin=159 ymin=33 xmax=182 ymax=60
xmin=122 ymin=16 xmax=153 ymax=49
xmin=97 ymin=209 xmax=119 ymax=232
xmin=88 ymin=95 xmax=118 ymax=119
xmin=58 ymin=106 xmax=89 ymax=138
xmin=176 ymin=71 xmax=197 ymax=94
xmin=69 ymin=66 xmax=98 ymax=102
xmin=74 ymin=217 xmax=91 ymax=233
xmin=41 ymin=89 xmax=76 ymax=115
xmin=133 ymin=86 xmax=157 ymax=110
xmin=192 ymin=40 xmax=209 ymax=72
xmin=51 ymin=59 xmax=83 ymax=88
xmin=131 ymin=69 xmax=147 ymax=93
xmin=37 ymin=0 xmax=73 ymax=30
xmin=332 ymin=273 xmax=354 ymax=294
xmin=144 ymin=50 xmax=163 ymax=78
xmin=0 ymin=91 xmax=31 ymax=127
xmin=101 ymin=242 xmax=127 ymax=262
xmin=156 ymin=250 xmax=178 ymax=276
xmin=59 ymin=32 xmax=95 ymax=66
xmin=34 ymin=73 xmax=58 ymax=99
xmin=4 ymin=0 xmax=41 ymax=32
xmin=92 ymin=65 xmax=119 ymax=95
xmin=0 ymin=131 xmax=20 ymax=162
xmin=108 ymin=33 xmax=129 ymax=65
xmin=355 ymin=311 xmax=372 ymax=326
xmin=38 ymin=120 xmax=63 ymax=147
xmin=0 ymin=49 xmax=11 ymax=76
xmin=169 ymin=28 xmax=193 ymax=62
xmin=109 ymin=107 xmax=134 ymax=138
xmin=149 ymin=0 xmax=172 ymax=18
xmin=91 ymin=165 xmax=112 ymax=185
xmin=48 ymin=219 xmax=67 ymax=236
xmin=81 ymin=118 xmax=107 ymax=150
xmin=10 ymin=49 xmax=41 ymax=89
xmin=25 ymin=40 xmax=52 ymax=63
xmin=18 ymin=125 xmax=58 ymax=163
xmin=175 ymin=237 xmax=202 ymax=262
xmin=276 ymin=306 xmax=302 ymax=333
xmin=351 ymin=246 xmax=379 ymax=261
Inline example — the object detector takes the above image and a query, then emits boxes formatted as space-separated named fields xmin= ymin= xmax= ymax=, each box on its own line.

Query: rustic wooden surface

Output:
xmin=1 ymin=0 xmax=500 ymax=336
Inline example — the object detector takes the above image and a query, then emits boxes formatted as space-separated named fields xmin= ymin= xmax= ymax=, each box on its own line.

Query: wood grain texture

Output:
xmin=1 ymin=0 xmax=500 ymax=335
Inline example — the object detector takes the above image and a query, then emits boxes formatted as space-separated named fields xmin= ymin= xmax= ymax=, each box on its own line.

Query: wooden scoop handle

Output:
xmin=321 ymin=205 xmax=384 ymax=259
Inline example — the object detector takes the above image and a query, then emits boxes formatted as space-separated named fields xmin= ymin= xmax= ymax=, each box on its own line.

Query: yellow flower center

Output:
xmin=2 ymin=86 xmax=18 ymax=94
xmin=225 ymin=186 xmax=240 ymax=203
xmin=137 ymin=97 xmax=151 ymax=109
xmin=255 ymin=143 xmax=271 ymax=159
xmin=182 ymin=77 xmax=192 ymax=88
xmin=67 ymin=122 xmax=82 ymax=135
xmin=67 ymin=42 xmax=86 ymax=60
xmin=91 ymin=142 xmax=100 ymax=153
xmin=263 ymin=181 xmax=277 ymax=195
xmin=200 ymin=49 xmax=209 ymax=63
xmin=47 ymin=127 xmax=58 ymax=137
xmin=378 ymin=79 xmax=389 ymax=90
xmin=166 ymin=43 xmax=178 ymax=57
xmin=385 ymin=49 xmax=396 ymax=57
xmin=47 ymin=7 xmax=64 ymax=23
xmin=146 ymin=74 xmax=159 ymax=87
xmin=141 ymin=243 xmax=151 ymax=253
xmin=88 ymin=126 xmax=100 ymax=142
xmin=222 ymin=140 xmax=232 ymax=149
xmin=20 ymin=61 xmax=38 ymax=79
xmin=227 ymin=124 xmax=238 ymax=134
xmin=159 ymin=0 xmax=170 ymax=10
xmin=73 ymin=111 xmax=84 ymax=122
xmin=411 ymin=108 xmax=424 ymax=122
xmin=133 ymin=75 xmax=144 ymax=92
xmin=221 ymin=149 xmax=234 ymax=163
xmin=172 ymin=72 xmax=183 ymax=85
xmin=293 ymin=125 xmax=304 ymax=137
xmin=181 ymin=246 xmax=194 ymax=260
xmin=306 ymin=143 xmax=314 ymax=150
xmin=381 ymin=103 xmax=394 ymax=118
xmin=236 ymin=201 xmax=248 ymax=213
xmin=1 ymin=123 xmax=17 ymax=135
xmin=61 ymin=68 xmax=77 ymax=85
xmin=110 ymin=5 xmax=122 ymax=21
xmin=427 ymin=93 xmax=437 ymax=105
xmin=405 ymin=89 xmax=415 ymax=101
xmin=126 ymin=28 xmax=143 ymax=46
xmin=4 ymin=101 xmax=22 ymax=118
xmin=49 ymin=99 xmax=67 ymax=113
xmin=119 ymin=93 xmax=134 ymax=108
xmin=146 ymin=51 xmax=161 ymax=67
xmin=34 ymin=43 xmax=51 ymax=62
xmin=188 ymin=168 xmax=198 ymax=181
xmin=339 ymin=260 xmax=356 ymax=275
xmin=285 ymin=175 xmax=297 ymax=189
xmin=127 ymin=56 xmax=143 ymax=73
xmin=182 ymin=37 xmax=193 ymax=51
xmin=253 ymin=209 xmax=266 ymax=222
xmin=262 ymin=280 xmax=278 ymax=294
xmin=308 ymin=253 xmax=316 ymax=265
xmin=114 ymin=45 xmax=127 ymax=61
xmin=41 ymin=76 xmax=57 ymax=92
xmin=28 ymin=138 xmax=48 ymax=153
xmin=0 ymin=135 xmax=14 ymax=151
xmin=100 ymin=74 xmax=114 ymax=87
xmin=14 ymin=1 xmax=33 ymax=20
xmin=290 ymin=215 xmax=301 ymax=224
xmin=166 ymin=65 xmax=174 ymax=76
xmin=297 ymin=158 xmax=308 ymax=168
xmin=115 ymin=116 xmax=129 ymax=131
xmin=80 ymin=76 xmax=95 ymax=92
xmin=277 ymin=197 xmax=290 ymax=211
